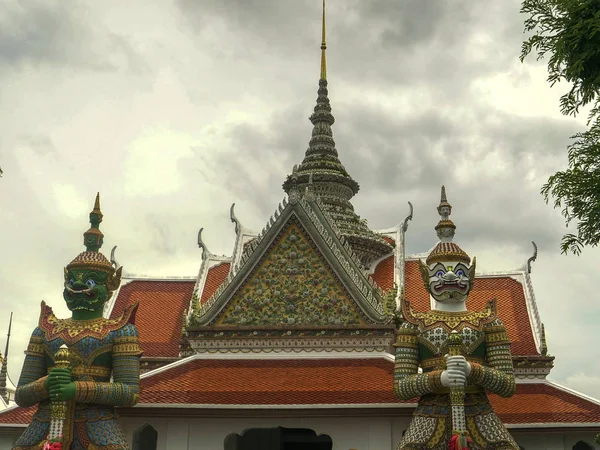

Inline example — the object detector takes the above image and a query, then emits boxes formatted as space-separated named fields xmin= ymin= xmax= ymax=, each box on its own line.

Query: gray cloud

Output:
xmin=0 ymin=1 xmax=148 ymax=73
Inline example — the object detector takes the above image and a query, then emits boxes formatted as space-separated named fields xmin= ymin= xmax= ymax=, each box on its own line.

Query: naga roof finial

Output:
xmin=527 ymin=241 xmax=538 ymax=274
xmin=320 ymin=0 xmax=327 ymax=80
xmin=402 ymin=201 xmax=414 ymax=233
xmin=197 ymin=228 xmax=212 ymax=261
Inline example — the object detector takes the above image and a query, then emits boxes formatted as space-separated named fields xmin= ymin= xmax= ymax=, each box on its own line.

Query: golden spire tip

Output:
xmin=320 ymin=0 xmax=327 ymax=80
xmin=93 ymin=192 xmax=101 ymax=211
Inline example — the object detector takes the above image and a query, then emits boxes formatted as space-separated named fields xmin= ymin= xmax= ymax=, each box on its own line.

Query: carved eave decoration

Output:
xmin=188 ymin=195 xmax=389 ymax=328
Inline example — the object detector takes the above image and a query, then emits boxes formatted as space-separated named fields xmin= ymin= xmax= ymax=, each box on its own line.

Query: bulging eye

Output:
xmin=86 ymin=279 xmax=96 ymax=288
xmin=436 ymin=270 xmax=444 ymax=277
xmin=456 ymin=270 xmax=464 ymax=276
xmin=69 ymin=279 xmax=76 ymax=286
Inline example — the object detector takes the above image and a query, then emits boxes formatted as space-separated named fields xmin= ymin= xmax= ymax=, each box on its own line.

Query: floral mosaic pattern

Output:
xmin=216 ymin=223 xmax=367 ymax=326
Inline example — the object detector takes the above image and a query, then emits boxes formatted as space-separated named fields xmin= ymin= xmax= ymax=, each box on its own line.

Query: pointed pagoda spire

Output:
xmin=282 ymin=1 xmax=393 ymax=268
xmin=84 ymin=193 xmax=104 ymax=252
xmin=427 ymin=186 xmax=470 ymax=265
xmin=320 ymin=0 xmax=327 ymax=80
xmin=435 ymin=185 xmax=456 ymax=242
xmin=0 ymin=312 xmax=13 ymax=403
xmin=67 ymin=193 xmax=114 ymax=274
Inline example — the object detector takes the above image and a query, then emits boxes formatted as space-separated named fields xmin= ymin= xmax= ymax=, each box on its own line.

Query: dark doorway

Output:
xmin=132 ymin=423 xmax=158 ymax=450
xmin=224 ymin=427 xmax=332 ymax=450
xmin=573 ymin=442 xmax=595 ymax=450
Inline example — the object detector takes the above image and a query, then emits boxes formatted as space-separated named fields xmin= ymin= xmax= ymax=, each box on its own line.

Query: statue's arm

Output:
xmin=393 ymin=322 xmax=444 ymax=400
xmin=467 ymin=318 xmax=516 ymax=398
xmin=73 ymin=324 xmax=143 ymax=407
xmin=15 ymin=328 xmax=49 ymax=407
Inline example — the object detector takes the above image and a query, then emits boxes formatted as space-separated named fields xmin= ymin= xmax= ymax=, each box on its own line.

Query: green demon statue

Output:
xmin=394 ymin=187 xmax=519 ymax=450
xmin=13 ymin=194 xmax=142 ymax=450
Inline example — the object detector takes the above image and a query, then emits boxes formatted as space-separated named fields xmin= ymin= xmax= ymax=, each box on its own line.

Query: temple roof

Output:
xmin=109 ymin=279 xmax=195 ymax=358
xmin=1 ymin=356 xmax=598 ymax=427
xmin=106 ymin=248 xmax=543 ymax=360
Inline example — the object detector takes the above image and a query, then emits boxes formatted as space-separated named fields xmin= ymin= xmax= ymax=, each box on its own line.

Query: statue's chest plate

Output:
xmin=45 ymin=334 xmax=113 ymax=367
xmin=419 ymin=324 xmax=485 ymax=356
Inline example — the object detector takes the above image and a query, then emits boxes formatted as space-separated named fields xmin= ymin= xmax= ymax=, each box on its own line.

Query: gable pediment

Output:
xmin=190 ymin=197 xmax=391 ymax=327
xmin=214 ymin=219 xmax=369 ymax=327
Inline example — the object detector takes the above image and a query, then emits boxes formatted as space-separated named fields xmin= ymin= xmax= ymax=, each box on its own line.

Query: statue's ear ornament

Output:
xmin=418 ymin=259 xmax=430 ymax=292
xmin=106 ymin=266 xmax=123 ymax=292
xmin=469 ymin=256 xmax=477 ymax=285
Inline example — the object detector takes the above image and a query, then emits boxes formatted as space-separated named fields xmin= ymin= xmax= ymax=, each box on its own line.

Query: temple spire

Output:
xmin=0 ymin=312 xmax=13 ymax=403
xmin=281 ymin=2 xmax=393 ymax=268
xmin=84 ymin=192 xmax=104 ymax=252
xmin=320 ymin=0 xmax=327 ymax=80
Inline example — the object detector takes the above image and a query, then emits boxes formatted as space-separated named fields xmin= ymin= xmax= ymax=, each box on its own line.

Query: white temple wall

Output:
xmin=0 ymin=434 xmax=18 ymax=449
xmin=120 ymin=415 xmax=412 ymax=450
xmin=119 ymin=416 xmax=599 ymax=450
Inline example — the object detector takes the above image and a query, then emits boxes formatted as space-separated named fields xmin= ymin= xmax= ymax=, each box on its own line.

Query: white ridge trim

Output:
xmin=506 ymin=423 xmax=600 ymax=429
xmin=546 ymin=380 xmax=600 ymax=406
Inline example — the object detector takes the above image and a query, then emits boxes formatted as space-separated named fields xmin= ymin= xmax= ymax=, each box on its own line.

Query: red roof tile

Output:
xmin=137 ymin=358 xmax=600 ymax=425
xmin=141 ymin=358 xmax=398 ymax=405
xmin=491 ymin=383 xmax=600 ymax=424
xmin=404 ymin=260 xmax=539 ymax=356
xmin=0 ymin=405 xmax=35 ymax=425
xmin=1 ymin=365 xmax=599 ymax=426
xmin=201 ymin=263 xmax=230 ymax=305
xmin=110 ymin=280 xmax=195 ymax=358
xmin=370 ymin=255 xmax=395 ymax=291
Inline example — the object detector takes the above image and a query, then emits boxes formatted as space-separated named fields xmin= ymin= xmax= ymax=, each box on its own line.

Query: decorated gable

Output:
xmin=214 ymin=218 xmax=370 ymax=327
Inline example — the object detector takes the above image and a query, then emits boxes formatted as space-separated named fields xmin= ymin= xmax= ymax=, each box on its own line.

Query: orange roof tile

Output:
xmin=0 ymin=405 xmax=35 ymax=425
xmin=370 ymin=255 xmax=395 ymax=291
xmin=141 ymin=358 xmax=398 ymax=405
xmin=1 ymin=365 xmax=599 ymax=426
xmin=404 ymin=260 xmax=538 ymax=356
xmin=137 ymin=358 xmax=600 ymax=425
xmin=110 ymin=280 xmax=195 ymax=358
xmin=200 ymin=262 xmax=231 ymax=304
xmin=491 ymin=384 xmax=600 ymax=424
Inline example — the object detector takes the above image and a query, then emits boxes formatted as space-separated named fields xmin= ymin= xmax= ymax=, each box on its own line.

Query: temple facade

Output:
xmin=1 ymin=3 xmax=599 ymax=450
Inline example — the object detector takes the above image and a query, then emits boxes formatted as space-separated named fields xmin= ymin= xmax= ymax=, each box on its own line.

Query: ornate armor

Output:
xmin=395 ymin=301 xmax=519 ymax=449
xmin=13 ymin=194 xmax=142 ymax=450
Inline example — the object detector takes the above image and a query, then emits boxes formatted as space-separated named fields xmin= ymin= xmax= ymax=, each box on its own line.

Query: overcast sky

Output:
xmin=1 ymin=0 xmax=599 ymax=401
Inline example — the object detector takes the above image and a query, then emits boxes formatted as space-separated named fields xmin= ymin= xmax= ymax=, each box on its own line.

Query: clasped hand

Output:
xmin=46 ymin=367 xmax=76 ymax=402
xmin=440 ymin=355 xmax=472 ymax=388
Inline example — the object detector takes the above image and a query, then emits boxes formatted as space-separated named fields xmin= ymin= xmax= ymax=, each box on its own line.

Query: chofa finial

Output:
xmin=402 ymin=201 xmax=414 ymax=233
xmin=197 ymin=228 xmax=211 ymax=261
xmin=110 ymin=246 xmax=120 ymax=269
xmin=230 ymin=203 xmax=241 ymax=235
xmin=527 ymin=241 xmax=538 ymax=274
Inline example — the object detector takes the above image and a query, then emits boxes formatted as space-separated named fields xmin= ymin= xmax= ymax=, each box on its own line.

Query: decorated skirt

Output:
xmin=13 ymin=404 xmax=130 ymax=450
xmin=398 ymin=392 xmax=519 ymax=449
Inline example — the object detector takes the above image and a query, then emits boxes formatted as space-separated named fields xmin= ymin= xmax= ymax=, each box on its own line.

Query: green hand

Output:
xmin=46 ymin=367 xmax=74 ymax=401
xmin=49 ymin=382 xmax=76 ymax=401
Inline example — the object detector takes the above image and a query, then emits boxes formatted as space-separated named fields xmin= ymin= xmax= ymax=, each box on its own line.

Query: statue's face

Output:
xmin=63 ymin=269 xmax=111 ymax=312
xmin=419 ymin=260 xmax=475 ymax=303
xmin=439 ymin=205 xmax=450 ymax=217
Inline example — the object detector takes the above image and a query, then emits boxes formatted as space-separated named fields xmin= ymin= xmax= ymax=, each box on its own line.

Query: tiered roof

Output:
xmin=2 ymin=355 xmax=599 ymax=428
